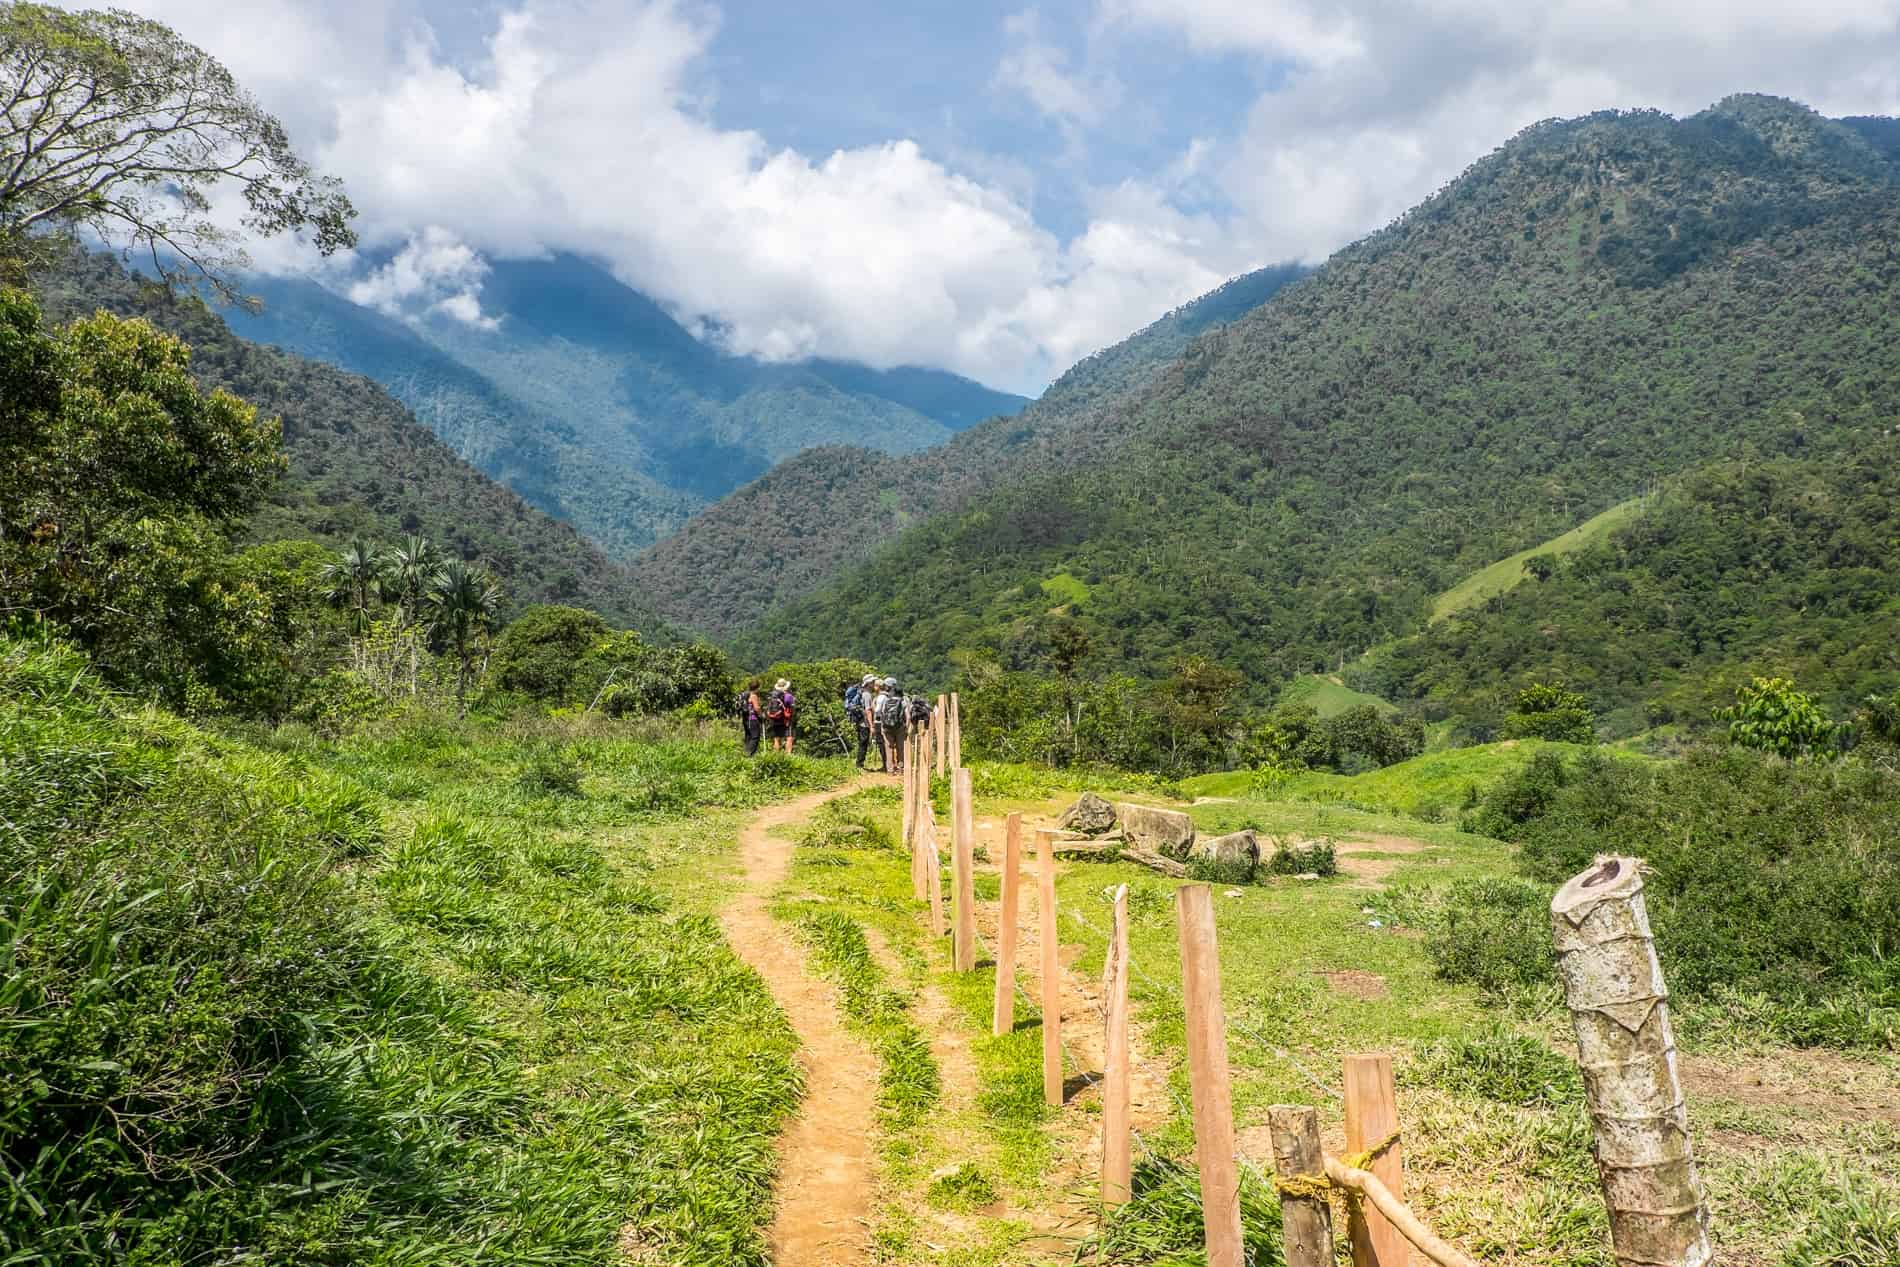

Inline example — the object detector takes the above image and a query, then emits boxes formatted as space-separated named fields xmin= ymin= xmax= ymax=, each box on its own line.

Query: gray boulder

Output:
xmin=1059 ymin=792 xmax=1118 ymax=835
xmin=1191 ymin=829 xmax=1260 ymax=881
xmin=1115 ymin=802 xmax=1196 ymax=861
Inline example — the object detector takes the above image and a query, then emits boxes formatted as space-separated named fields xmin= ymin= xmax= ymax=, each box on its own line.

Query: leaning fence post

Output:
xmin=1036 ymin=828 xmax=1063 ymax=1107
xmin=1553 ymin=857 xmax=1713 ymax=1267
xmin=1270 ymin=1105 xmax=1334 ymax=1267
xmin=992 ymin=812 xmax=1023 ymax=1036
xmin=1175 ymin=883 xmax=1244 ymax=1267
xmin=951 ymin=767 xmax=976 ymax=972
xmin=1102 ymin=882 xmax=1132 ymax=1207
xmin=1344 ymin=1053 xmax=1408 ymax=1267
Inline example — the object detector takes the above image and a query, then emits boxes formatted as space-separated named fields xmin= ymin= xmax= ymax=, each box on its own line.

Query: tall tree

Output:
xmin=428 ymin=560 xmax=501 ymax=715
xmin=317 ymin=538 xmax=383 ymax=635
xmin=0 ymin=3 xmax=355 ymax=300
xmin=382 ymin=534 xmax=441 ymax=626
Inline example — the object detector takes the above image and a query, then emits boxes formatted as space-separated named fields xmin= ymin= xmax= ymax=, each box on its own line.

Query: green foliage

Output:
xmin=1412 ymin=1023 xmax=1584 ymax=1107
xmin=1442 ymin=746 xmax=1900 ymax=1045
xmin=926 ymin=1163 xmax=999 ymax=1211
xmin=1262 ymin=837 xmax=1338 ymax=877
xmin=0 ymin=632 xmax=841 ymax=1263
xmin=491 ymin=604 xmax=612 ymax=703
xmin=30 ymin=245 xmax=665 ymax=628
xmin=1505 ymin=682 xmax=1597 ymax=745
xmin=1780 ymin=1175 xmax=1900 ymax=1267
xmin=1086 ymin=1156 xmax=1285 ymax=1265
xmin=1718 ymin=675 xmax=1842 ymax=761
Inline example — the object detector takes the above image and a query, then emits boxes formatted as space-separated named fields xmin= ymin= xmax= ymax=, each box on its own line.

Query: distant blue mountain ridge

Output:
xmin=226 ymin=253 xmax=1031 ymax=557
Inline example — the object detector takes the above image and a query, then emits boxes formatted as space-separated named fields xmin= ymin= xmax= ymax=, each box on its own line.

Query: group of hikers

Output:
xmin=733 ymin=673 xmax=934 ymax=773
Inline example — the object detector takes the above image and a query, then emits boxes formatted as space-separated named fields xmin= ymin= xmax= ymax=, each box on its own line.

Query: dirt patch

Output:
xmin=1342 ymin=834 xmax=1432 ymax=854
xmin=1320 ymin=969 xmax=1390 ymax=1000
xmin=1337 ymin=856 xmax=1400 ymax=884
xmin=1681 ymin=1050 xmax=1900 ymax=1128
xmin=719 ymin=779 xmax=882 ymax=1267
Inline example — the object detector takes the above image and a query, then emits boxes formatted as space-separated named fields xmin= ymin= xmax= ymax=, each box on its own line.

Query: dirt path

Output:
xmin=721 ymin=779 xmax=881 ymax=1267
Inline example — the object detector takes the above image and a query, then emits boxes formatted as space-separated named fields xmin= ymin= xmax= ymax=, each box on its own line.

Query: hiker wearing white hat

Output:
xmin=765 ymin=679 xmax=797 ymax=753
xmin=845 ymin=673 xmax=879 ymax=770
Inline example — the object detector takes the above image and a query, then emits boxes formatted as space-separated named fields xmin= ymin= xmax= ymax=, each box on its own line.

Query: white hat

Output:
xmin=774 ymin=678 xmax=791 ymax=692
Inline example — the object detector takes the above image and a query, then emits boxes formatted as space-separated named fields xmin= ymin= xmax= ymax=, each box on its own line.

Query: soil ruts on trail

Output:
xmin=721 ymin=780 xmax=881 ymax=1267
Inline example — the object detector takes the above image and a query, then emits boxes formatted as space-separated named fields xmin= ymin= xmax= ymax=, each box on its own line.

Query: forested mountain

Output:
xmin=1356 ymin=441 xmax=1900 ymax=739
xmin=33 ymin=248 xmax=664 ymax=628
xmin=226 ymin=255 xmax=1029 ymax=556
xmin=715 ymin=96 xmax=1900 ymax=691
xmin=628 ymin=261 xmax=1310 ymax=634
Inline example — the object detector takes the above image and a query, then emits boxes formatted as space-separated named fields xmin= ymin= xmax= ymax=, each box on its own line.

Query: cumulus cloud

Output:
xmin=348 ymin=227 xmax=501 ymax=329
xmin=995 ymin=8 xmax=1121 ymax=131
xmin=1106 ymin=0 xmax=1900 ymax=262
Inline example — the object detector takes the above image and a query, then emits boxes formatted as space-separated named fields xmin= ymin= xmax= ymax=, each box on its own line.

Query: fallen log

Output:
xmin=1047 ymin=835 xmax=1187 ymax=877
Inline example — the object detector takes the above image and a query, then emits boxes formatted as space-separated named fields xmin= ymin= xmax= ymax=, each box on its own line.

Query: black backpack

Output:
xmin=908 ymin=696 xmax=932 ymax=725
xmin=765 ymin=691 xmax=790 ymax=723
xmin=733 ymin=690 xmax=753 ymax=721
xmin=876 ymin=692 xmax=904 ymax=728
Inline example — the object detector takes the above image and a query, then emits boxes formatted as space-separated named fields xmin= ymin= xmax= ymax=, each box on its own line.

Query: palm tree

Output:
xmin=382 ymin=534 xmax=441 ymax=625
xmin=318 ymin=538 xmax=385 ymax=634
xmin=427 ymin=559 xmax=501 ymax=715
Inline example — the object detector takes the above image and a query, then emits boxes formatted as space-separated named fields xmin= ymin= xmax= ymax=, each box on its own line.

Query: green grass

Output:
xmin=0 ymin=633 xmax=852 ymax=1266
xmin=1430 ymin=497 xmax=1644 ymax=623
xmin=1183 ymin=739 xmax=1609 ymax=819
xmin=1278 ymin=672 xmax=1396 ymax=717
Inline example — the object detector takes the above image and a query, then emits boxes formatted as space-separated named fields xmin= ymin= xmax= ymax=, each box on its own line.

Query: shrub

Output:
xmin=1263 ymin=837 xmax=1338 ymax=877
xmin=1715 ymin=675 xmax=1841 ymax=761
xmin=490 ymin=604 xmax=612 ymax=702
xmin=1461 ymin=748 xmax=1586 ymax=838
xmin=1504 ymin=681 xmax=1597 ymax=745
xmin=1427 ymin=877 xmax=1555 ymax=996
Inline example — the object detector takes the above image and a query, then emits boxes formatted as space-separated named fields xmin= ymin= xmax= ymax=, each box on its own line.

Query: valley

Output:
xmin=3 ymin=8 xmax=1897 ymax=1265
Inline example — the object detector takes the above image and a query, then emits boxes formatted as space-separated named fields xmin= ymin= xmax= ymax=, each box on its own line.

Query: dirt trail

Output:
xmin=721 ymin=779 xmax=881 ymax=1267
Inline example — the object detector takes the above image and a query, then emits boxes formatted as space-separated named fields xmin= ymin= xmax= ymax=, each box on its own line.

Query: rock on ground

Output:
xmin=1115 ymin=802 xmax=1196 ymax=861
xmin=1191 ymin=829 xmax=1259 ymax=879
xmin=1058 ymin=792 xmax=1117 ymax=835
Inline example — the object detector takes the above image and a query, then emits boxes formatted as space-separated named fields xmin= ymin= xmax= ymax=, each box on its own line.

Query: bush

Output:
xmin=1715 ymin=675 xmax=1841 ymax=761
xmin=1263 ymin=837 xmax=1338 ymax=877
xmin=1427 ymin=877 xmax=1555 ymax=996
xmin=1461 ymin=748 xmax=1584 ymax=838
xmin=1504 ymin=681 xmax=1597 ymax=745
xmin=490 ymin=604 xmax=612 ymax=703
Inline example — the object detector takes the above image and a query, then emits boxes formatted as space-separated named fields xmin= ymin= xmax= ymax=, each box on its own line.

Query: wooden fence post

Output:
xmin=950 ymin=691 xmax=962 ymax=769
xmin=992 ymin=812 xmax=1023 ymax=1036
xmin=952 ymin=767 xmax=976 ymax=972
xmin=926 ymin=822 xmax=945 ymax=939
xmin=1102 ymin=882 xmax=1132 ymax=1207
xmin=1175 ymin=883 xmax=1244 ymax=1267
xmin=1036 ymin=828 xmax=1063 ymax=1107
xmin=935 ymin=694 xmax=947 ymax=775
xmin=1553 ymin=857 xmax=1713 ymax=1267
xmin=1344 ymin=1053 xmax=1409 ymax=1267
xmin=901 ymin=732 xmax=915 ymax=845
xmin=1270 ymin=1105 xmax=1334 ymax=1267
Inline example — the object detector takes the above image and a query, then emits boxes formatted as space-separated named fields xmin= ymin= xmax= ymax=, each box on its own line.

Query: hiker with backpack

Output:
xmin=845 ymin=673 xmax=878 ymax=770
xmin=874 ymin=676 xmax=907 ymax=775
xmin=735 ymin=678 xmax=764 ymax=756
xmin=765 ymin=678 xmax=797 ymax=754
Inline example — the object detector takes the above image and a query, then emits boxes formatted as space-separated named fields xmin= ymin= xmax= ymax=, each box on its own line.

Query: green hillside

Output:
xmin=229 ymin=257 xmax=1029 ymax=557
xmin=33 ymin=248 xmax=665 ymax=628
xmin=1277 ymin=674 xmax=1396 ymax=717
xmin=1430 ymin=497 xmax=1645 ymax=622
xmin=727 ymin=98 xmax=1900 ymax=699
xmin=1356 ymin=440 xmax=1900 ymax=738
xmin=629 ymin=262 xmax=1310 ymax=636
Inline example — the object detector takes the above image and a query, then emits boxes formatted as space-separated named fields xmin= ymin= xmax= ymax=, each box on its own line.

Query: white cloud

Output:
xmin=995 ymin=8 xmax=1121 ymax=130
xmin=348 ymin=227 xmax=501 ymax=330
xmin=1107 ymin=0 xmax=1900 ymax=262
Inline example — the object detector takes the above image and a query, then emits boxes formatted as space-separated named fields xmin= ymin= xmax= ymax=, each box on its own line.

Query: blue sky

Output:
xmin=101 ymin=0 xmax=1900 ymax=393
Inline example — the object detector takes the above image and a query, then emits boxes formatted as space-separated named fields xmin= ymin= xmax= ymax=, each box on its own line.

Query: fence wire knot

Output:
xmin=1340 ymin=1128 xmax=1401 ymax=1174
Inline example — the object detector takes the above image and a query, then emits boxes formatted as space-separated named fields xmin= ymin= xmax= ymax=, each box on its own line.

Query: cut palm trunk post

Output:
xmin=1552 ymin=856 xmax=1713 ymax=1267
xmin=1269 ymin=1105 xmax=1333 ymax=1267
xmin=992 ymin=812 xmax=1023 ymax=1036
xmin=1175 ymin=883 xmax=1244 ymax=1267
xmin=926 ymin=822 xmax=945 ymax=939
xmin=935 ymin=694 xmax=947 ymax=775
xmin=1036 ymin=828 xmax=1063 ymax=1106
xmin=1343 ymin=1053 xmax=1410 ymax=1267
xmin=1101 ymin=882 xmax=1132 ymax=1207
xmin=951 ymin=767 xmax=976 ymax=972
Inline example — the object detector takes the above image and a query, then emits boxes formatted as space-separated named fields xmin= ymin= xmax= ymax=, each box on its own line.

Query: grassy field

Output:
xmin=1182 ymin=739 xmax=1626 ymax=820
xmin=1276 ymin=673 xmax=1397 ymax=718
xmin=0 ymin=632 xmax=854 ymax=1266
xmin=794 ymin=759 xmax=1900 ymax=1267
xmin=1430 ymin=497 xmax=1644 ymax=623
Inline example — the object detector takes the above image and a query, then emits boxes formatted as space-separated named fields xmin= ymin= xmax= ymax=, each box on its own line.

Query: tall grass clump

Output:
xmin=1085 ymin=1156 xmax=1285 ymax=1263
